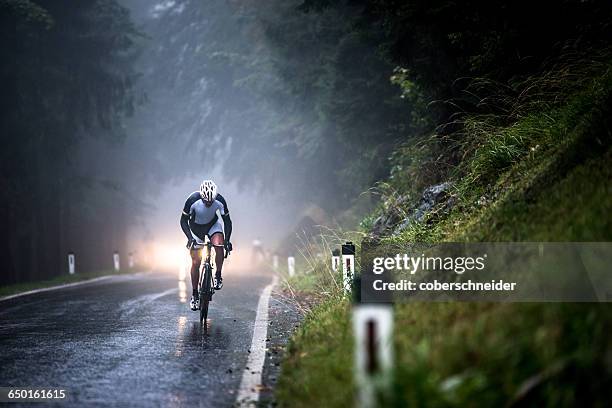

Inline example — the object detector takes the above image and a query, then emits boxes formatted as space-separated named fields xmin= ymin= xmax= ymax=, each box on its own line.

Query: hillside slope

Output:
xmin=275 ymin=62 xmax=612 ymax=407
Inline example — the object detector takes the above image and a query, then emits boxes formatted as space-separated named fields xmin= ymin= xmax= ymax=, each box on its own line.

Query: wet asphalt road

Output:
xmin=0 ymin=270 xmax=272 ymax=407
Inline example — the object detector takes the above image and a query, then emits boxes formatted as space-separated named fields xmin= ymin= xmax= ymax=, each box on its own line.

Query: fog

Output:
xmin=1 ymin=0 xmax=394 ymax=284
xmin=118 ymin=0 xmax=316 ymax=266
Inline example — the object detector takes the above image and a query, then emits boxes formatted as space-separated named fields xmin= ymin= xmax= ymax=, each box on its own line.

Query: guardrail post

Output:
xmin=113 ymin=251 xmax=120 ymax=272
xmin=68 ymin=252 xmax=75 ymax=275
xmin=128 ymin=252 xmax=134 ymax=269
xmin=287 ymin=256 xmax=295 ymax=277
xmin=342 ymin=242 xmax=355 ymax=294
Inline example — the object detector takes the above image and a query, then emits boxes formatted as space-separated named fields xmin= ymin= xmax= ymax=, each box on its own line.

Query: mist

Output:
xmin=1 ymin=0 xmax=401 ymax=284
xmin=118 ymin=0 xmax=335 ymax=267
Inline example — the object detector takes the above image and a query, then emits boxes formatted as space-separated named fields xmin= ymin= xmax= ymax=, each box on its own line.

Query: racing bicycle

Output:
xmin=198 ymin=240 xmax=227 ymax=324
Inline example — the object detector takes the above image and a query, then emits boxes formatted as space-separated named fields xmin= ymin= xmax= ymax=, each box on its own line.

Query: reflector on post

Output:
xmin=331 ymin=248 xmax=340 ymax=272
xmin=342 ymin=242 xmax=355 ymax=294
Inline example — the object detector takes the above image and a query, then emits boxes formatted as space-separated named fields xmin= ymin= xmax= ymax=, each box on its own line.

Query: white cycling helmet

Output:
xmin=199 ymin=179 xmax=218 ymax=202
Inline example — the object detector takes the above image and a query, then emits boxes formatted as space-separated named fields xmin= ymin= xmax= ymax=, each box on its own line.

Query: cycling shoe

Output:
xmin=189 ymin=295 xmax=199 ymax=311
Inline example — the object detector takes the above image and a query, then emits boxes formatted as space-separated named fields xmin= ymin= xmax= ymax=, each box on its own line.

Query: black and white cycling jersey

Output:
xmin=180 ymin=191 xmax=232 ymax=244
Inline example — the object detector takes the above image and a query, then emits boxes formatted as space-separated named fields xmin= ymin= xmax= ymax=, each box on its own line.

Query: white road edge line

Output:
xmin=0 ymin=272 xmax=148 ymax=303
xmin=236 ymin=274 xmax=279 ymax=407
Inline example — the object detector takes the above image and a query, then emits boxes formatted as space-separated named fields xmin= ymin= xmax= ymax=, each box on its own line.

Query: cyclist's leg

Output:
xmin=210 ymin=232 xmax=225 ymax=278
xmin=190 ymin=248 xmax=202 ymax=295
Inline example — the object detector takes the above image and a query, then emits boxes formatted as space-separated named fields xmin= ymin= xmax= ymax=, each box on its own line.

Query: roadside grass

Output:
xmin=274 ymin=235 xmax=358 ymax=407
xmin=276 ymin=296 xmax=354 ymax=408
xmin=0 ymin=268 xmax=143 ymax=298
xmin=392 ymin=302 xmax=612 ymax=407
xmin=390 ymin=66 xmax=612 ymax=244
xmin=275 ymin=63 xmax=612 ymax=406
xmin=387 ymin=76 xmax=612 ymax=406
xmin=278 ymin=230 xmax=362 ymax=298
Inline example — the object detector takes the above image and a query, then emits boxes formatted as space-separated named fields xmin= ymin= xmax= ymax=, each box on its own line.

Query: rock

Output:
xmin=370 ymin=195 xmax=410 ymax=237
xmin=369 ymin=182 xmax=456 ymax=238
xmin=394 ymin=182 xmax=454 ymax=234
xmin=414 ymin=182 xmax=453 ymax=221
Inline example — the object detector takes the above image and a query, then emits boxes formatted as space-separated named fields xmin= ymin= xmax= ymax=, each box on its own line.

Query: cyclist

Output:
xmin=180 ymin=180 xmax=233 ymax=311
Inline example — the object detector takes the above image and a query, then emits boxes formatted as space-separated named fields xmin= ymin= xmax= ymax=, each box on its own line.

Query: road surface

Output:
xmin=0 ymin=270 xmax=275 ymax=407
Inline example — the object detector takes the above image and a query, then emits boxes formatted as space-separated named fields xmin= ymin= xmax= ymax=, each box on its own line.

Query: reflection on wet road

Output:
xmin=0 ymin=271 xmax=271 ymax=406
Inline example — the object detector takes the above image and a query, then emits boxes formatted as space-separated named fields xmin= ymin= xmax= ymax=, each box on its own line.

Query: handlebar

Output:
xmin=188 ymin=240 xmax=230 ymax=258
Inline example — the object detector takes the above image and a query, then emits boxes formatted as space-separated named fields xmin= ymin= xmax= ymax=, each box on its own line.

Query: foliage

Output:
xmin=387 ymin=63 xmax=612 ymax=244
xmin=303 ymin=0 xmax=612 ymax=124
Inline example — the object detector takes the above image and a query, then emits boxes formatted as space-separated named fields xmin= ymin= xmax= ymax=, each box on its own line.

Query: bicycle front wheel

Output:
xmin=200 ymin=298 xmax=209 ymax=324
xmin=199 ymin=265 xmax=212 ymax=323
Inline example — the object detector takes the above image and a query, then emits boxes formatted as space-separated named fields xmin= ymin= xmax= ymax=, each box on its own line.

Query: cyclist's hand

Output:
xmin=224 ymin=241 xmax=233 ymax=253
xmin=186 ymin=238 xmax=196 ymax=250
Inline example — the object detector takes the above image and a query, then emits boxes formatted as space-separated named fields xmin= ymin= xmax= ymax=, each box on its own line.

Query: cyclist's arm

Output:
xmin=180 ymin=192 xmax=199 ymax=240
xmin=217 ymin=194 xmax=232 ymax=242
xmin=222 ymin=213 xmax=232 ymax=242
xmin=180 ymin=213 xmax=191 ymax=240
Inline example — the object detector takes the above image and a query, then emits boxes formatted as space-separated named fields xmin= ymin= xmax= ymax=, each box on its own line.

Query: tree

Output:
xmin=0 ymin=0 xmax=139 ymax=284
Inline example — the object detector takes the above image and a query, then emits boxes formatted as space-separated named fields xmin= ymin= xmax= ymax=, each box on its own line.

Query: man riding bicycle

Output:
xmin=180 ymin=180 xmax=233 ymax=311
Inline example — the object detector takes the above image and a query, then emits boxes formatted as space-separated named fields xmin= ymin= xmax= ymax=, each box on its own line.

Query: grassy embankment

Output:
xmin=275 ymin=60 xmax=612 ymax=407
xmin=0 ymin=268 xmax=143 ymax=298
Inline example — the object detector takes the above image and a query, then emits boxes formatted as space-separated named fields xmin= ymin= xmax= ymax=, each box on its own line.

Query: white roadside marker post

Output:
xmin=128 ymin=252 xmax=134 ymax=269
xmin=342 ymin=242 xmax=355 ymax=294
xmin=113 ymin=251 xmax=120 ymax=272
xmin=272 ymin=254 xmax=279 ymax=271
xmin=352 ymin=238 xmax=394 ymax=407
xmin=353 ymin=304 xmax=394 ymax=408
xmin=287 ymin=256 xmax=295 ymax=277
xmin=68 ymin=252 xmax=75 ymax=275
xmin=331 ymin=248 xmax=340 ymax=272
